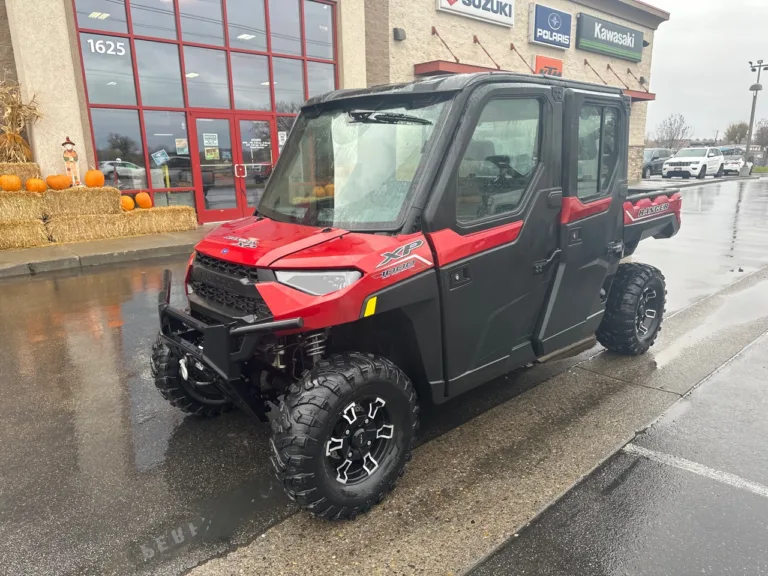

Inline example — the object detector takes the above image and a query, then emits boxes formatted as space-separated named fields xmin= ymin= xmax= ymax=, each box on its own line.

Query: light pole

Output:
xmin=745 ymin=60 xmax=768 ymax=160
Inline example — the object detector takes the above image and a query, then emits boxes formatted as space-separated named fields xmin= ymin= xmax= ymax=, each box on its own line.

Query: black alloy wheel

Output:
xmin=596 ymin=263 xmax=667 ymax=355
xmin=271 ymin=353 xmax=418 ymax=520
xmin=151 ymin=335 xmax=233 ymax=416
xmin=643 ymin=166 xmax=651 ymax=179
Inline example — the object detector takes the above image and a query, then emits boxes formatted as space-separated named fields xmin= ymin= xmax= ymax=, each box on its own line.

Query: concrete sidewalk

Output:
xmin=0 ymin=226 xmax=211 ymax=279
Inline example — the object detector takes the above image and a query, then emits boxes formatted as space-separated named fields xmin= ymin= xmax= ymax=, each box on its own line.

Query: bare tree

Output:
xmin=754 ymin=118 xmax=768 ymax=165
xmin=654 ymin=114 xmax=692 ymax=150
xmin=724 ymin=122 xmax=749 ymax=144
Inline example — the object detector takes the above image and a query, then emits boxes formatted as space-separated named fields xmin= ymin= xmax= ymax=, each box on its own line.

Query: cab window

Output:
xmin=577 ymin=105 xmax=620 ymax=199
xmin=456 ymin=98 xmax=541 ymax=223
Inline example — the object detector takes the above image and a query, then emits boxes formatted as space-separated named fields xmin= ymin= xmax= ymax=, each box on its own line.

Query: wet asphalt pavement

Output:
xmin=2 ymin=178 xmax=768 ymax=576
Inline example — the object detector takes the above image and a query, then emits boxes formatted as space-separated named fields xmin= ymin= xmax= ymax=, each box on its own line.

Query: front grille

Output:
xmin=193 ymin=252 xmax=272 ymax=319
xmin=196 ymin=253 xmax=259 ymax=282
xmin=191 ymin=281 xmax=272 ymax=318
xmin=668 ymin=161 xmax=691 ymax=167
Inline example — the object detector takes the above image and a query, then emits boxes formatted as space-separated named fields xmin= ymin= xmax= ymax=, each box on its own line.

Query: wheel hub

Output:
xmin=325 ymin=397 xmax=395 ymax=485
xmin=636 ymin=287 xmax=659 ymax=339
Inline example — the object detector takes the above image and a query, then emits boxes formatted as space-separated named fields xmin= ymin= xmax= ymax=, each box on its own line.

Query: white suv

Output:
xmin=662 ymin=147 xmax=724 ymax=179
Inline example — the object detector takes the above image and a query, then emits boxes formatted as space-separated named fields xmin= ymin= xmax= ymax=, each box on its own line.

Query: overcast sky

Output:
xmin=643 ymin=0 xmax=768 ymax=140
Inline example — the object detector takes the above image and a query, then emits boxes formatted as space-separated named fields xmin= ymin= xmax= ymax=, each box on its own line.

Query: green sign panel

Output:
xmin=576 ymin=13 xmax=643 ymax=63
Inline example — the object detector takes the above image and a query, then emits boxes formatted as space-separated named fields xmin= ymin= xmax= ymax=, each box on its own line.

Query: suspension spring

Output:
xmin=303 ymin=332 xmax=327 ymax=360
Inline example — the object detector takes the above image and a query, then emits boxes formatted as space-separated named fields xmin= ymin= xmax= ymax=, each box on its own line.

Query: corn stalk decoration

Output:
xmin=0 ymin=79 xmax=42 ymax=163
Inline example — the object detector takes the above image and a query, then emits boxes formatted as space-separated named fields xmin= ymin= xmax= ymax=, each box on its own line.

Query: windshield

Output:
xmin=675 ymin=148 xmax=707 ymax=158
xmin=258 ymin=97 xmax=449 ymax=230
xmin=643 ymin=150 xmax=655 ymax=162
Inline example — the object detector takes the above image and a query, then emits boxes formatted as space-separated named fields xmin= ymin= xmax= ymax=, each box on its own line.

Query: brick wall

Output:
xmin=0 ymin=3 xmax=17 ymax=82
xmin=364 ymin=0 xmax=390 ymax=86
xmin=628 ymin=145 xmax=644 ymax=183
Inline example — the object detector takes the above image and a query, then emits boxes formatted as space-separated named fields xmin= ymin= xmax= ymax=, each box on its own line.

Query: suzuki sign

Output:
xmin=576 ymin=13 xmax=643 ymax=62
xmin=529 ymin=4 xmax=571 ymax=50
xmin=436 ymin=0 xmax=515 ymax=28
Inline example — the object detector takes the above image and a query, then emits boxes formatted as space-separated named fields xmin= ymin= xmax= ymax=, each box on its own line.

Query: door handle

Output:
xmin=533 ymin=249 xmax=561 ymax=274
xmin=448 ymin=265 xmax=471 ymax=289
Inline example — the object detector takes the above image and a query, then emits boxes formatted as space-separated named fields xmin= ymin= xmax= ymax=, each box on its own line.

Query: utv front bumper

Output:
xmin=157 ymin=270 xmax=302 ymax=417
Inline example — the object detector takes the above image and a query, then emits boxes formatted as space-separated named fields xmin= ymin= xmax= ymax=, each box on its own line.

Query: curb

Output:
xmin=638 ymin=175 xmax=760 ymax=190
xmin=0 ymin=241 xmax=195 ymax=280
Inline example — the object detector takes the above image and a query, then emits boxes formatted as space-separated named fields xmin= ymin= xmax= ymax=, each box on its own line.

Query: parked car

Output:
xmin=720 ymin=148 xmax=753 ymax=176
xmin=642 ymin=148 xmax=673 ymax=178
xmin=662 ymin=147 xmax=724 ymax=179
xmin=99 ymin=160 xmax=146 ymax=189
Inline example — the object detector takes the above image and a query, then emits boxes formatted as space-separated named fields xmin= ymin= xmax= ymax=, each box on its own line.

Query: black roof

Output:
xmin=304 ymin=72 xmax=624 ymax=108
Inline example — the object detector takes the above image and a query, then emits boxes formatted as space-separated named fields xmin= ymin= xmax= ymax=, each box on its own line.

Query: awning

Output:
xmin=413 ymin=60 xmax=656 ymax=102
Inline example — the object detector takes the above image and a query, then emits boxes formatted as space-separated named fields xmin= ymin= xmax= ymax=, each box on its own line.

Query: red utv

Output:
xmin=152 ymin=73 xmax=681 ymax=520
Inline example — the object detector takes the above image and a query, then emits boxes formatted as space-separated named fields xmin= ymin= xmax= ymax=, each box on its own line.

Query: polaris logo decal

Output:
xmin=437 ymin=0 xmax=515 ymax=28
xmin=377 ymin=240 xmax=433 ymax=268
xmin=223 ymin=235 xmax=258 ymax=248
xmin=529 ymin=4 xmax=572 ymax=49
xmin=637 ymin=203 xmax=670 ymax=218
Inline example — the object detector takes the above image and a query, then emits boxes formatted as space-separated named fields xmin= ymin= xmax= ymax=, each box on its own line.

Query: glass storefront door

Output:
xmin=190 ymin=112 xmax=276 ymax=223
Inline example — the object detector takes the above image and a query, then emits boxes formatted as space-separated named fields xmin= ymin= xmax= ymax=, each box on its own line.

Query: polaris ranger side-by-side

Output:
xmin=152 ymin=73 xmax=681 ymax=520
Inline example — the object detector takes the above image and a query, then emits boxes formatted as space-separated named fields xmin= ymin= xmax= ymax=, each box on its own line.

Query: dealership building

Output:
xmin=1 ymin=0 xmax=668 ymax=224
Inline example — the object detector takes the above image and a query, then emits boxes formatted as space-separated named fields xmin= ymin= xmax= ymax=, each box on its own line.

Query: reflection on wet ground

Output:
xmin=1 ymin=178 xmax=767 ymax=575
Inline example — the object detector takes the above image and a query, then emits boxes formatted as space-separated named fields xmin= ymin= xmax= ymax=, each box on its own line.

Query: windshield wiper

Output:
xmin=348 ymin=110 xmax=432 ymax=125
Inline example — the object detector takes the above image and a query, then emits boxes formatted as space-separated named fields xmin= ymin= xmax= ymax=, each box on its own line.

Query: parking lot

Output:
xmin=2 ymin=178 xmax=768 ymax=575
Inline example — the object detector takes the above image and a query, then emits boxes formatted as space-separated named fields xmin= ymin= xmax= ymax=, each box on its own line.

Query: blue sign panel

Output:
xmin=529 ymin=4 xmax=572 ymax=50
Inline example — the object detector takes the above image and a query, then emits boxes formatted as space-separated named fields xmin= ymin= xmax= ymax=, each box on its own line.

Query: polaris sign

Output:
xmin=576 ymin=13 xmax=643 ymax=62
xmin=436 ymin=0 xmax=515 ymax=28
xmin=529 ymin=4 xmax=571 ymax=50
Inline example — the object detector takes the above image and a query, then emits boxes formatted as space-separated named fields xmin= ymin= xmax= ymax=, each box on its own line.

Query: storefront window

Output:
xmin=270 ymin=0 xmax=302 ymax=56
xmin=307 ymin=61 xmax=334 ymax=98
xmin=143 ymin=111 xmax=191 ymax=190
xmin=130 ymin=0 xmax=178 ymax=40
xmin=184 ymin=47 xmax=230 ymax=108
xmin=277 ymin=116 xmax=296 ymax=154
xmin=135 ymin=41 xmax=184 ymax=108
xmin=273 ymin=58 xmax=305 ymax=113
xmin=154 ymin=191 xmax=197 ymax=208
xmin=180 ymin=0 xmax=224 ymax=46
xmin=304 ymin=1 xmax=334 ymax=60
xmin=75 ymin=0 xmax=128 ymax=33
xmin=226 ymin=0 xmax=267 ymax=51
xmin=91 ymin=109 xmax=147 ymax=190
xmin=80 ymin=33 xmax=136 ymax=105
xmin=231 ymin=53 xmax=271 ymax=111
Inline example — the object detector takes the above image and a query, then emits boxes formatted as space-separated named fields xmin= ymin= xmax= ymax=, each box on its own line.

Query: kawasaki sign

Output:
xmin=576 ymin=13 xmax=643 ymax=62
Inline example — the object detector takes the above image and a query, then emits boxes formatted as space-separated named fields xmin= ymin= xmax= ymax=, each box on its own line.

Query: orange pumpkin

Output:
xmin=25 ymin=177 xmax=47 ymax=193
xmin=84 ymin=169 xmax=105 ymax=188
xmin=135 ymin=191 xmax=152 ymax=209
xmin=120 ymin=195 xmax=136 ymax=211
xmin=312 ymin=185 xmax=326 ymax=198
xmin=0 ymin=174 xmax=22 ymax=191
xmin=46 ymin=175 xmax=71 ymax=190
xmin=324 ymin=183 xmax=335 ymax=197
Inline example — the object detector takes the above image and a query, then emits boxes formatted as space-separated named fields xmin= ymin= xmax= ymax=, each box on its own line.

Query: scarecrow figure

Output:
xmin=62 ymin=136 xmax=81 ymax=186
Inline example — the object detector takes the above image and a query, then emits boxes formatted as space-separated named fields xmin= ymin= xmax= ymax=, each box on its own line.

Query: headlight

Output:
xmin=275 ymin=270 xmax=361 ymax=296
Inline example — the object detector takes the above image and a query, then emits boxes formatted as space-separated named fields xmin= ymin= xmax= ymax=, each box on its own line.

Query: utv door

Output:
xmin=424 ymin=84 xmax=561 ymax=398
xmin=535 ymin=90 xmax=629 ymax=354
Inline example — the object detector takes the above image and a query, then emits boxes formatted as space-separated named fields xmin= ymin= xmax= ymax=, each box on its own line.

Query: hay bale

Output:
xmin=0 ymin=162 xmax=41 ymax=185
xmin=0 ymin=219 xmax=49 ymax=250
xmin=122 ymin=206 xmax=198 ymax=236
xmin=44 ymin=187 xmax=121 ymax=217
xmin=0 ymin=191 xmax=43 ymax=222
xmin=46 ymin=214 xmax=127 ymax=243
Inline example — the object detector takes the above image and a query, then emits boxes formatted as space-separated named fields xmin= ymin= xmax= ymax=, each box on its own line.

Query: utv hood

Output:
xmin=195 ymin=217 xmax=348 ymax=267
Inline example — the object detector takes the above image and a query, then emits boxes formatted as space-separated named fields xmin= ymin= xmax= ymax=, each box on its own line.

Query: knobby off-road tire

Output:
xmin=596 ymin=263 xmax=667 ymax=355
xmin=150 ymin=335 xmax=233 ymax=416
xmin=270 ymin=353 xmax=419 ymax=520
